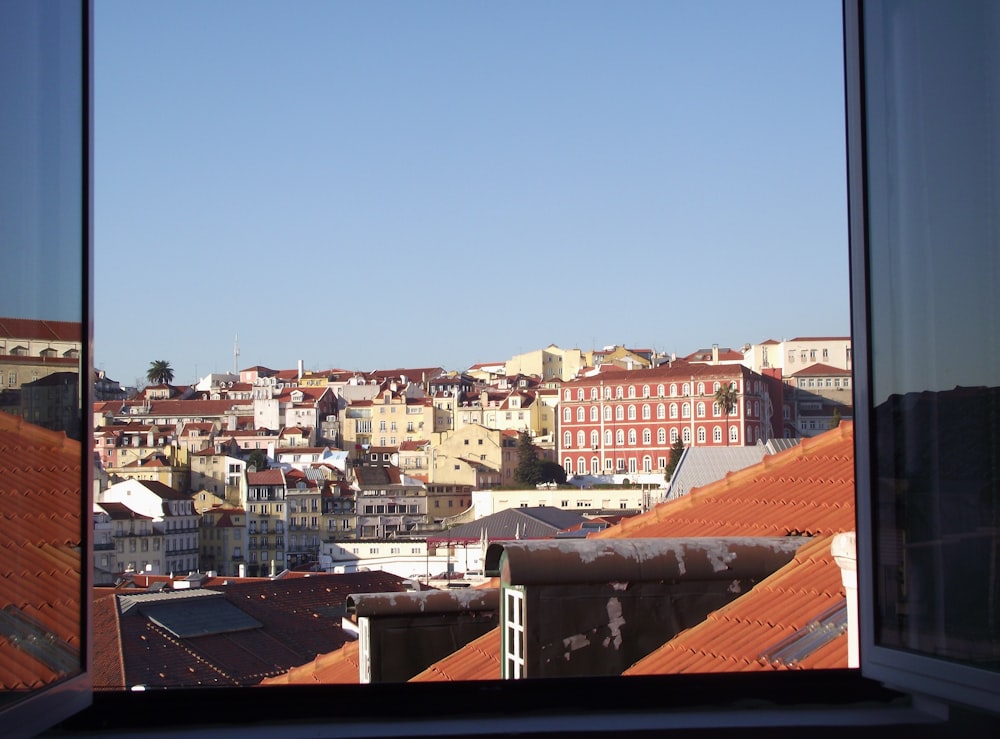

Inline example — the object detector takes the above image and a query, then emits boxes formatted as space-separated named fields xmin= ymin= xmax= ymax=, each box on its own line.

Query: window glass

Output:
xmin=857 ymin=0 xmax=1000 ymax=703
xmin=0 ymin=0 xmax=89 ymax=727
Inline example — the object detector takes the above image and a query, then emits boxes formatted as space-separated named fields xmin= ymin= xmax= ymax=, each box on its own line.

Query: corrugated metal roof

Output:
xmin=667 ymin=446 xmax=770 ymax=500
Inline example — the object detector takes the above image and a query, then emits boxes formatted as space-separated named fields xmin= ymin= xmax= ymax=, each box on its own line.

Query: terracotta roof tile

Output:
xmin=409 ymin=627 xmax=501 ymax=682
xmin=623 ymin=536 xmax=849 ymax=675
xmin=596 ymin=422 xmax=855 ymax=540
xmin=260 ymin=640 xmax=361 ymax=685
xmin=415 ymin=423 xmax=857 ymax=681
xmin=106 ymin=572 xmax=408 ymax=688
xmin=0 ymin=412 xmax=83 ymax=690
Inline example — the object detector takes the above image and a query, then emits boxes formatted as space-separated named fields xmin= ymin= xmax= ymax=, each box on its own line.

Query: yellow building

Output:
xmin=505 ymin=344 xmax=585 ymax=382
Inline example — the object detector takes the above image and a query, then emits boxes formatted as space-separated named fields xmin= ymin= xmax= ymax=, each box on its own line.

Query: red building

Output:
xmin=557 ymin=361 xmax=784 ymax=479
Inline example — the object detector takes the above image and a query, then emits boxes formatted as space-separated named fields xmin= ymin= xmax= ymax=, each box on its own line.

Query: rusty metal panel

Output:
xmin=347 ymin=588 xmax=498 ymax=617
xmin=521 ymin=578 xmax=758 ymax=678
xmin=368 ymin=610 xmax=498 ymax=683
xmin=486 ymin=537 xmax=808 ymax=586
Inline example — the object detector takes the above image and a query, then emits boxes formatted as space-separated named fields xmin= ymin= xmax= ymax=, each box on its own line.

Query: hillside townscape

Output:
xmin=1 ymin=317 xmax=857 ymax=688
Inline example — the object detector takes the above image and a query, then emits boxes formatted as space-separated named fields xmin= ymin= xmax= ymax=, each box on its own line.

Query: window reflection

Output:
xmin=863 ymin=0 xmax=1000 ymax=669
xmin=0 ymin=0 xmax=87 ymax=719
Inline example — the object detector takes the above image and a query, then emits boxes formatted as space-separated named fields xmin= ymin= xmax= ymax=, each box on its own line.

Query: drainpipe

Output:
xmin=831 ymin=531 xmax=858 ymax=668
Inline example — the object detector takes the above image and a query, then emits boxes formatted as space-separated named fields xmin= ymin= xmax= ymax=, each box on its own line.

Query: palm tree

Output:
xmin=714 ymin=381 xmax=739 ymax=446
xmin=146 ymin=360 xmax=174 ymax=386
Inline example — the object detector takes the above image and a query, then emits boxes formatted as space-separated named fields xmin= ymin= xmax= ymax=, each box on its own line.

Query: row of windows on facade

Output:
xmin=1 ymin=347 xmax=78 ymax=358
xmin=565 ymin=424 xmax=741 ymax=449
xmin=797 ymin=377 xmax=851 ymax=388
xmin=349 ymin=546 xmax=424 ymax=555
xmin=115 ymin=537 xmax=194 ymax=553
xmin=109 ymin=558 xmax=195 ymax=573
xmin=565 ymin=456 xmax=666 ymax=475
xmin=563 ymin=400 xmax=753 ymax=423
xmin=564 ymin=380 xmax=742 ymax=402
xmin=373 ymin=421 xmax=420 ymax=432
xmin=785 ymin=347 xmax=851 ymax=363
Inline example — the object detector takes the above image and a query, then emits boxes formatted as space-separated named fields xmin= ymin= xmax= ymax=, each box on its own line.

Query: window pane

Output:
xmin=0 ymin=0 xmax=90 ymax=729
xmin=860 ymin=0 xmax=1000 ymax=689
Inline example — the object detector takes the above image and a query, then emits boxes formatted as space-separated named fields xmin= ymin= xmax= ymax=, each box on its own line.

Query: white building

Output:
xmin=98 ymin=479 xmax=199 ymax=575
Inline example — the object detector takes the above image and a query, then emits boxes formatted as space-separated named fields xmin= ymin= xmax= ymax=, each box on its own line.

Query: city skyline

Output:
xmin=94 ymin=1 xmax=848 ymax=386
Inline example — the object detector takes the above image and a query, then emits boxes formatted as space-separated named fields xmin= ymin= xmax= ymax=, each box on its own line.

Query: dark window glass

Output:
xmin=857 ymin=0 xmax=1000 ymax=699
xmin=0 ymin=0 xmax=90 ymax=731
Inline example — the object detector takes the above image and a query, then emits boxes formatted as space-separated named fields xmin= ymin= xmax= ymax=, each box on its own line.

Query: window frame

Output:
xmin=845 ymin=0 xmax=1000 ymax=713
xmin=24 ymin=0 xmax=1000 ymax=735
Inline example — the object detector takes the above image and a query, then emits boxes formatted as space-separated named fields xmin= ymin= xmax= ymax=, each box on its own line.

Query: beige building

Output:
xmin=245 ymin=468 xmax=288 ymax=577
xmin=342 ymin=387 xmax=434 ymax=450
xmin=189 ymin=447 xmax=246 ymax=504
xmin=106 ymin=448 xmax=191 ymax=491
xmin=743 ymin=336 xmax=853 ymax=375
xmin=94 ymin=501 xmax=165 ymax=581
xmin=506 ymin=344 xmax=585 ymax=382
xmin=199 ymin=506 xmax=247 ymax=577
xmin=584 ymin=345 xmax=654 ymax=371
xmin=429 ymin=424 xmax=520 ymax=488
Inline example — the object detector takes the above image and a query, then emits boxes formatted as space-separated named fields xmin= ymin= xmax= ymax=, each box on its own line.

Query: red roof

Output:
xmin=247 ymin=469 xmax=285 ymax=485
xmin=789 ymin=362 xmax=852 ymax=377
xmin=94 ymin=572 xmax=408 ymax=689
xmin=260 ymin=640 xmax=361 ymax=685
xmin=595 ymin=422 xmax=855 ymax=539
xmin=623 ymin=535 xmax=847 ymax=674
xmin=0 ymin=316 xmax=81 ymax=342
xmin=413 ymin=423 xmax=857 ymax=682
xmin=410 ymin=627 xmax=501 ymax=682
xmin=0 ymin=413 xmax=83 ymax=690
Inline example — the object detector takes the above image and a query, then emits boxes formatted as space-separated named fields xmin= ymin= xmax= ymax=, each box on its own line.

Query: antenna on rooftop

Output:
xmin=233 ymin=333 xmax=240 ymax=375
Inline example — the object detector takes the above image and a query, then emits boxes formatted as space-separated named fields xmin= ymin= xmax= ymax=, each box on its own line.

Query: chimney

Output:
xmin=297 ymin=359 xmax=304 ymax=380
xmin=831 ymin=532 xmax=859 ymax=668
xmin=712 ymin=344 xmax=719 ymax=364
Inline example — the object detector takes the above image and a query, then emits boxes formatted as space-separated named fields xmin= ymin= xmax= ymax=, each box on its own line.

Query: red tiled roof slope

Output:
xmin=0 ymin=317 xmax=81 ymax=342
xmin=596 ymin=422 xmax=855 ymax=540
xmin=260 ymin=640 xmax=361 ymax=685
xmin=105 ymin=572 xmax=408 ymax=689
xmin=409 ymin=627 xmax=500 ymax=682
xmin=0 ymin=412 xmax=82 ymax=690
xmin=623 ymin=535 xmax=847 ymax=675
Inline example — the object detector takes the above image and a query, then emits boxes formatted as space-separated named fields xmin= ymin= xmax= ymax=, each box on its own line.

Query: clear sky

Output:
xmin=95 ymin=0 xmax=848 ymax=387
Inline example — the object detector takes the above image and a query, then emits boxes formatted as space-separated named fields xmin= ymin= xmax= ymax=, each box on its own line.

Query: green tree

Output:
xmin=830 ymin=407 xmax=843 ymax=429
xmin=665 ymin=436 xmax=685 ymax=480
xmin=537 ymin=460 xmax=568 ymax=485
xmin=247 ymin=449 xmax=268 ymax=472
xmin=514 ymin=431 xmax=543 ymax=486
xmin=146 ymin=359 xmax=174 ymax=386
xmin=713 ymin=381 xmax=739 ymax=446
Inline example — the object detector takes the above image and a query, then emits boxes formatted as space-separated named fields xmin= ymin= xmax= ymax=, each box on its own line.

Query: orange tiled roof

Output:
xmin=789 ymin=362 xmax=852 ymax=377
xmin=0 ymin=412 xmax=82 ymax=690
xmin=102 ymin=572 xmax=407 ymax=689
xmin=260 ymin=639 xmax=361 ymax=685
xmin=409 ymin=627 xmax=501 ymax=682
xmin=412 ymin=423 xmax=856 ymax=681
xmin=595 ymin=422 xmax=855 ymax=540
xmin=623 ymin=535 xmax=847 ymax=675
xmin=0 ymin=316 xmax=81 ymax=342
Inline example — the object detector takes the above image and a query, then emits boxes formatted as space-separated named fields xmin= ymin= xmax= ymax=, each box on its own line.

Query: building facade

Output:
xmin=557 ymin=362 xmax=784 ymax=480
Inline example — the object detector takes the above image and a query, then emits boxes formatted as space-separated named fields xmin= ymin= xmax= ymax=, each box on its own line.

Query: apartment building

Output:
xmin=558 ymin=361 xmax=784 ymax=480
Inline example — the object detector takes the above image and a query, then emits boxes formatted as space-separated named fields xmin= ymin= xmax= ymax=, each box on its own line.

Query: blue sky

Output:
xmin=95 ymin=0 xmax=848 ymax=387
